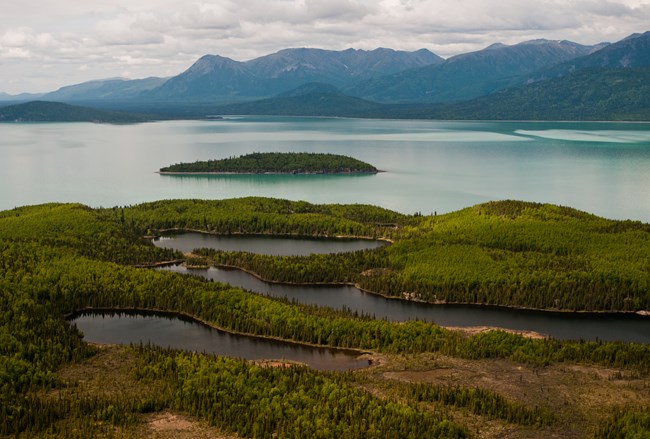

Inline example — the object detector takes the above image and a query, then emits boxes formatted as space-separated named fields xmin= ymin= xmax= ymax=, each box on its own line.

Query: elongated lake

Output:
xmin=160 ymin=264 xmax=650 ymax=344
xmin=153 ymin=231 xmax=386 ymax=256
xmin=71 ymin=311 xmax=369 ymax=371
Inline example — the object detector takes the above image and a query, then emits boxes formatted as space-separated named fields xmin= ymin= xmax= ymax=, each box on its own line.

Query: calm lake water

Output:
xmin=160 ymin=264 xmax=650 ymax=344
xmin=2 ymin=118 xmax=650 ymax=221
xmin=153 ymin=231 xmax=386 ymax=256
xmin=71 ymin=311 xmax=369 ymax=371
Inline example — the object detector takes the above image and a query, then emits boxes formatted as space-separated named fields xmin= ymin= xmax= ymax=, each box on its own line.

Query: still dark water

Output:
xmin=71 ymin=311 xmax=369 ymax=371
xmin=153 ymin=232 xmax=386 ymax=256
xmin=160 ymin=265 xmax=650 ymax=344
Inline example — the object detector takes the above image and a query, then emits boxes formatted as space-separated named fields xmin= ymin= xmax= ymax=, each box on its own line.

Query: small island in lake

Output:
xmin=159 ymin=152 xmax=379 ymax=174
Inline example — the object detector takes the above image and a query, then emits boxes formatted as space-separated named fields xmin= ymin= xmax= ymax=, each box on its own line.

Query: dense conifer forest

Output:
xmin=1 ymin=198 xmax=649 ymax=437
xmin=159 ymin=152 xmax=379 ymax=174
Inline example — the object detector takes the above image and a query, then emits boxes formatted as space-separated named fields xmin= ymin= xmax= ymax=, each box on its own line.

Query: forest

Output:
xmin=159 ymin=152 xmax=379 ymax=174
xmin=127 ymin=197 xmax=650 ymax=312
xmin=1 ymin=199 xmax=649 ymax=437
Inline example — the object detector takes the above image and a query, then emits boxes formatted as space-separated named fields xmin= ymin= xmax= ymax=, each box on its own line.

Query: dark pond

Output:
xmin=160 ymin=264 xmax=650 ymax=344
xmin=71 ymin=311 xmax=370 ymax=371
xmin=152 ymin=231 xmax=387 ymax=256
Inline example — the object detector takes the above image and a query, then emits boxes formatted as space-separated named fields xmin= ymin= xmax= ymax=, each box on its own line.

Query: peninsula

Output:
xmin=159 ymin=152 xmax=379 ymax=174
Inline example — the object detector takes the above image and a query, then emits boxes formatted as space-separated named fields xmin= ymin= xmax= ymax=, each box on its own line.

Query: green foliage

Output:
xmin=595 ymin=407 xmax=650 ymax=438
xmin=125 ymin=197 xmax=407 ymax=238
xmin=160 ymin=152 xmax=379 ymax=174
xmin=134 ymin=346 xmax=469 ymax=438
xmin=1 ymin=198 xmax=649 ymax=437
xmin=406 ymin=383 xmax=555 ymax=427
xmin=158 ymin=198 xmax=650 ymax=312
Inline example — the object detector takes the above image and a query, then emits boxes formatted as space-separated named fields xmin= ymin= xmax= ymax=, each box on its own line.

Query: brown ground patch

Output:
xmin=446 ymin=325 xmax=547 ymax=339
xmin=47 ymin=345 xmax=239 ymax=439
xmin=136 ymin=411 xmax=238 ymax=439
xmin=362 ymin=353 xmax=650 ymax=439
xmin=37 ymin=344 xmax=649 ymax=438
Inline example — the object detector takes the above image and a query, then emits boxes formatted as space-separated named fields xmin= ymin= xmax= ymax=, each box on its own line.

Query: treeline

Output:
xmin=196 ymin=247 xmax=388 ymax=284
xmin=0 ymin=203 xmax=178 ymax=265
xmin=160 ymin=152 xmax=379 ymax=174
xmin=133 ymin=346 xmax=468 ymax=438
xmin=405 ymin=383 xmax=555 ymax=427
xmin=121 ymin=198 xmax=407 ymax=239
xmin=595 ymin=406 xmax=650 ymax=438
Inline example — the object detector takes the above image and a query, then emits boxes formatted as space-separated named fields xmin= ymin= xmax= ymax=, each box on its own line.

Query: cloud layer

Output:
xmin=1 ymin=0 xmax=649 ymax=93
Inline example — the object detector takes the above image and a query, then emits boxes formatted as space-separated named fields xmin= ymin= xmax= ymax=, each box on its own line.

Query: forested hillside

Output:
xmin=125 ymin=198 xmax=650 ymax=312
xmin=1 ymin=199 xmax=649 ymax=437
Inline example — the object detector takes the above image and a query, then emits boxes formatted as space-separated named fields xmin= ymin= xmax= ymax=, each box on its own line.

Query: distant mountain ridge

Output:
xmin=527 ymin=31 xmax=650 ymax=82
xmin=43 ymin=77 xmax=167 ymax=101
xmin=148 ymin=47 xmax=442 ymax=101
xmin=3 ymin=31 xmax=649 ymax=121
xmin=344 ymin=39 xmax=607 ymax=103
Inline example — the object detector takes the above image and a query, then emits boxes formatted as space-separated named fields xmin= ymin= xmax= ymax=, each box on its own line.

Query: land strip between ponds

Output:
xmin=153 ymin=260 xmax=650 ymax=343
xmin=175 ymin=262 xmax=550 ymax=340
xmin=175 ymin=257 xmax=650 ymax=318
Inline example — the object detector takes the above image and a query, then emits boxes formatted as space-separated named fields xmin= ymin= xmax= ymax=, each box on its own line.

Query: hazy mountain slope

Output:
xmin=246 ymin=47 xmax=442 ymax=87
xmin=211 ymin=82 xmax=383 ymax=117
xmin=148 ymin=55 xmax=262 ymax=101
xmin=148 ymin=48 xmax=442 ymax=102
xmin=529 ymin=31 xmax=650 ymax=81
xmin=427 ymin=67 xmax=650 ymax=121
xmin=43 ymin=77 xmax=167 ymax=101
xmin=346 ymin=39 xmax=602 ymax=103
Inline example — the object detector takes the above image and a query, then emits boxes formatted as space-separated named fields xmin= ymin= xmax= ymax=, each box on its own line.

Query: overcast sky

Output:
xmin=1 ymin=0 xmax=649 ymax=94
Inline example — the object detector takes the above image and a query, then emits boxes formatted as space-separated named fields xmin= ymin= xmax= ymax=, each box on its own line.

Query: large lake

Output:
xmin=2 ymin=118 xmax=650 ymax=221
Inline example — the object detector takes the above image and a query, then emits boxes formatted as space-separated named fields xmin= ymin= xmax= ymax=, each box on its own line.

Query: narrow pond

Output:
xmin=160 ymin=264 xmax=650 ymax=344
xmin=71 ymin=311 xmax=370 ymax=371
xmin=152 ymin=231 xmax=386 ymax=256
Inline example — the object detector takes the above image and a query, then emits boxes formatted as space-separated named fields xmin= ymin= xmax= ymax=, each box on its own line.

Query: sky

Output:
xmin=1 ymin=0 xmax=649 ymax=94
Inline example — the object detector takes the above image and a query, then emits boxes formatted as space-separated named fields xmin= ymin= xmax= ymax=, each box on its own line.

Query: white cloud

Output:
xmin=0 ymin=0 xmax=648 ymax=93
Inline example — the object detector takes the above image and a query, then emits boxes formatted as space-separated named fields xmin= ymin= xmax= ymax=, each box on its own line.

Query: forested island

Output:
xmin=1 ymin=198 xmax=649 ymax=438
xmin=159 ymin=152 xmax=379 ymax=174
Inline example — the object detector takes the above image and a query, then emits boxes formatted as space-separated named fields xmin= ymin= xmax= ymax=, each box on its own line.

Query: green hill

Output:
xmin=0 ymin=100 xmax=153 ymax=123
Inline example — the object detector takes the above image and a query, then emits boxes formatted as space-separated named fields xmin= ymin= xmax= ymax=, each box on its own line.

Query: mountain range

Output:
xmin=1 ymin=30 xmax=649 ymax=120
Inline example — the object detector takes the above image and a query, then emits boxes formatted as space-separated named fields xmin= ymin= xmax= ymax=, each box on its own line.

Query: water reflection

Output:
xmin=72 ymin=310 xmax=369 ymax=371
xmin=160 ymin=265 xmax=650 ymax=344
xmin=153 ymin=231 xmax=387 ymax=256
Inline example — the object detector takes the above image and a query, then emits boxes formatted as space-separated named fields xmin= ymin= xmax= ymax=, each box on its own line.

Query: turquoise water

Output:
xmin=2 ymin=117 xmax=650 ymax=221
